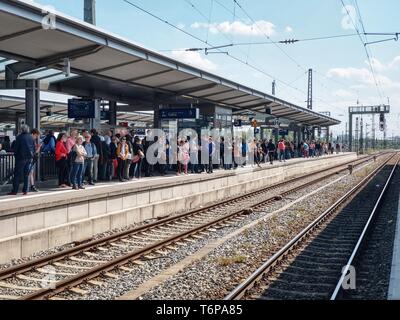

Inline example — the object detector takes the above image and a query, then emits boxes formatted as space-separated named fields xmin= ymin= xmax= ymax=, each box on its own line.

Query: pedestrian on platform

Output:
xmin=267 ymin=139 xmax=276 ymax=165
xmin=117 ymin=136 xmax=130 ymax=182
xmin=41 ymin=130 xmax=56 ymax=154
xmin=110 ymin=136 xmax=119 ymax=180
xmin=303 ymin=141 xmax=310 ymax=158
xmin=70 ymin=136 xmax=87 ymax=190
xmin=207 ymin=137 xmax=216 ymax=174
xmin=8 ymin=125 xmax=35 ymax=196
xmin=131 ymin=136 xmax=145 ymax=180
xmin=28 ymin=129 xmax=41 ymax=193
xmin=55 ymin=132 xmax=69 ymax=188
xmin=90 ymin=129 xmax=102 ymax=183
xmin=82 ymin=134 xmax=97 ymax=186
xmin=278 ymin=139 xmax=286 ymax=162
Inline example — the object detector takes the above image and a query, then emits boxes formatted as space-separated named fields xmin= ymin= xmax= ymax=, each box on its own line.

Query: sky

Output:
xmin=16 ymin=0 xmax=400 ymax=137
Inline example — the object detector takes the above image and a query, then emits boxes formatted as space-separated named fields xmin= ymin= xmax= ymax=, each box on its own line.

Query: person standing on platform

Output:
xmin=116 ymin=136 xmax=129 ymax=182
xmin=90 ymin=129 xmax=103 ymax=183
xmin=8 ymin=125 xmax=35 ymax=196
xmin=41 ymin=130 xmax=56 ymax=154
xmin=101 ymin=136 xmax=111 ymax=181
xmin=267 ymin=139 xmax=276 ymax=165
xmin=278 ymin=139 xmax=286 ymax=162
xmin=82 ymin=134 xmax=97 ymax=186
xmin=66 ymin=130 xmax=77 ymax=153
xmin=241 ymin=139 xmax=248 ymax=168
xmin=109 ymin=136 xmax=119 ymax=180
xmin=131 ymin=136 xmax=145 ymax=180
xmin=70 ymin=136 xmax=87 ymax=190
xmin=2 ymin=136 xmax=11 ymax=153
xmin=55 ymin=132 xmax=69 ymax=188
xmin=303 ymin=141 xmax=310 ymax=158
xmin=124 ymin=134 xmax=133 ymax=180
xmin=207 ymin=136 xmax=216 ymax=174
xmin=28 ymin=129 xmax=41 ymax=192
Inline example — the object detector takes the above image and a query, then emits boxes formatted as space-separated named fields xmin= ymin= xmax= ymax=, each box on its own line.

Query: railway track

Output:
xmin=0 ymin=154 xmax=387 ymax=300
xmin=225 ymin=153 xmax=399 ymax=301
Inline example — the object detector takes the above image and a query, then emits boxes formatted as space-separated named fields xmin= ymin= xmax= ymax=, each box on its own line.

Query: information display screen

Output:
xmin=68 ymin=99 xmax=95 ymax=119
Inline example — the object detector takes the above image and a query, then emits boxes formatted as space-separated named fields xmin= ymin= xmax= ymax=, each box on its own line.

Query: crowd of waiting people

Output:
xmin=2 ymin=125 xmax=343 ymax=196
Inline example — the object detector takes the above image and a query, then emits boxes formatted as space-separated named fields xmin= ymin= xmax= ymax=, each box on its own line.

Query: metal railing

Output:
xmin=0 ymin=153 xmax=15 ymax=185
xmin=0 ymin=153 xmax=57 ymax=185
xmin=39 ymin=153 xmax=57 ymax=180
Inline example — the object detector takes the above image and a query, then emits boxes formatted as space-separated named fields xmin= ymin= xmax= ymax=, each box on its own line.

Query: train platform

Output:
xmin=389 ymin=190 xmax=400 ymax=300
xmin=0 ymin=153 xmax=356 ymax=264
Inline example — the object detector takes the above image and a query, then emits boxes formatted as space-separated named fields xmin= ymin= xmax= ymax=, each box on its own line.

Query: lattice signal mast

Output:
xmin=84 ymin=0 xmax=96 ymax=25
xmin=307 ymin=69 xmax=313 ymax=110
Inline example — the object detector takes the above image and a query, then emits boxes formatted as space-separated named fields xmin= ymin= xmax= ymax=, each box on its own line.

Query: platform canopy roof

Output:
xmin=0 ymin=94 xmax=154 ymax=127
xmin=0 ymin=0 xmax=340 ymax=127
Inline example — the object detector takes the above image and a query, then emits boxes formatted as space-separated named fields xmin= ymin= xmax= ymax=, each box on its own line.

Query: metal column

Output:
xmin=109 ymin=100 xmax=117 ymax=127
xmin=349 ymin=113 xmax=353 ymax=152
xmin=84 ymin=0 xmax=96 ymax=24
xmin=89 ymin=99 xmax=101 ymax=130
xmin=25 ymin=80 xmax=40 ymax=131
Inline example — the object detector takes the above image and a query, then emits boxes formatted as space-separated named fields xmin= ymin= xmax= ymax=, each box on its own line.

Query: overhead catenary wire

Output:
xmin=340 ymin=0 xmax=385 ymax=103
xmin=121 ymin=0 xmax=343 ymax=111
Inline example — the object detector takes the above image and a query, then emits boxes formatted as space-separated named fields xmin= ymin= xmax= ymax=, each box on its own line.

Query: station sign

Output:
xmin=160 ymin=108 xmax=200 ymax=120
xmin=273 ymin=129 xmax=289 ymax=136
xmin=68 ymin=99 xmax=95 ymax=119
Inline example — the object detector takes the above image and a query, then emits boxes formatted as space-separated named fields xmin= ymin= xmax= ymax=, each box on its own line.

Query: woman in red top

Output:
xmin=55 ymin=133 xmax=69 ymax=188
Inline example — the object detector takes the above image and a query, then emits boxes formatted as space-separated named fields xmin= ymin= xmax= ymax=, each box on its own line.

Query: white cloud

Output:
xmin=341 ymin=5 xmax=357 ymax=30
xmin=326 ymin=67 xmax=397 ymax=87
xmin=389 ymin=56 xmax=400 ymax=69
xmin=369 ymin=58 xmax=387 ymax=72
xmin=285 ymin=26 xmax=293 ymax=33
xmin=191 ymin=20 xmax=276 ymax=37
xmin=171 ymin=50 xmax=217 ymax=71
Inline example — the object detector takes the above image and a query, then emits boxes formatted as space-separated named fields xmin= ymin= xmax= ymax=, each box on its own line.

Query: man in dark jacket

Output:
xmin=8 ymin=125 xmax=35 ymax=195
xmin=267 ymin=139 xmax=276 ymax=165
xmin=90 ymin=129 xmax=103 ymax=182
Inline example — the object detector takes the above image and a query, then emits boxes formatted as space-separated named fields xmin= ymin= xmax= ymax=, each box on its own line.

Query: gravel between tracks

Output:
xmin=139 ymin=161 xmax=384 ymax=300
xmin=0 ymin=157 xmax=382 ymax=300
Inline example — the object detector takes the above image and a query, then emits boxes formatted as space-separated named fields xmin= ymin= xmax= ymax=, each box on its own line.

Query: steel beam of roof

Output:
xmin=0 ymin=26 xmax=42 ymax=42
xmin=127 ymin=69 xmax=173 ymax=82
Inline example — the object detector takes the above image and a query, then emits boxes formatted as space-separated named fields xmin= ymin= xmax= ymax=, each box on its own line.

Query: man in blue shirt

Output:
xmin=8 ymin=125 xmax=36 ymax=195
xmin=207 ymin=136 xmax=215 ymax=174
xmin=83 ymin=134 xmax=97 ymax=185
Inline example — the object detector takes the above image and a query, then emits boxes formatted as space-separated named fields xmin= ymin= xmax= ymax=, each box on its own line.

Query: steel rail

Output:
xmin=330 ymin=156 xmax=399 ymax=300
xmin=224 ymin=153 xmax=397 ymax=300
xmin=0 ymin=154 xmax=376 ymax=281
xmin=19 ymin=154 xmax=387 ymax=300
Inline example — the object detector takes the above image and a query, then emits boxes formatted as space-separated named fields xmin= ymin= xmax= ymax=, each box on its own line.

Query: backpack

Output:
xmin=68 ymin=148 xmax=77 ymax=163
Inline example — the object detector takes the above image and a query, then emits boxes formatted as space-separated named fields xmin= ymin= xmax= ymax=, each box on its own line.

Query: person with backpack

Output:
xmin=303 ymin=141 xmax=310 ymax=158
xmin=42 ymin=130 xmax=56 ymax=154
xmin=55 ymin=132 xmax=69 ymax=188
